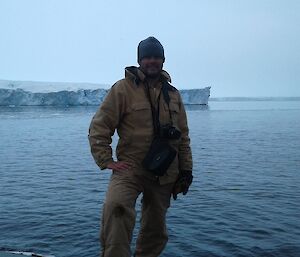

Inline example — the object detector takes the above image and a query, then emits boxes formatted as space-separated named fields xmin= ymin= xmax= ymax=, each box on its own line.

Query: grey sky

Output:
xmin=0 ymin=0 xmax=299 ymax=97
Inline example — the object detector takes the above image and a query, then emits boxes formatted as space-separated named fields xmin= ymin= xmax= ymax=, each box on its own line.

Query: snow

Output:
xmin=0 ymin=79 xmax=210 ymax=106
xmin=5 ymin=251 xmax=55 ymax=257
xmin=0 ymin=79 xmax=110 ymax=93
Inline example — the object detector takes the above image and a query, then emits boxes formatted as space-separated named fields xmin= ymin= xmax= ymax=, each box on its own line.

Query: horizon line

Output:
xmin=1 ymin=78 xmax=300 ymax=98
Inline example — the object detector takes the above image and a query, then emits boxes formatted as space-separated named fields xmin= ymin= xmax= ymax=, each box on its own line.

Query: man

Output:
xmin=88 ymin=36 xmax=193 ymax=257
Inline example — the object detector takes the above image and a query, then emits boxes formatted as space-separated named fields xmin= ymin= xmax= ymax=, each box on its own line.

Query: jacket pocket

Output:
xmin=168 ymin=102 xmax=180 ymax=126
xmin=131 ymin=102 xmax=152 ymax=127
xmin=132 ymin=102 xmax=151 ymax=111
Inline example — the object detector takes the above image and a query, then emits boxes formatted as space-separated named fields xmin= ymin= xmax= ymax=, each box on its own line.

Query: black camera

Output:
xmin=159 ymin=124 xmax=181 ymax=140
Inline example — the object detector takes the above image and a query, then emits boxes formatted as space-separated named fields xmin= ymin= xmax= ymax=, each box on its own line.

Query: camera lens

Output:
xmin=160 ymin=124 xmax=181 ymax=140
xmin=169 ymin=127 xmax=181 ymax=139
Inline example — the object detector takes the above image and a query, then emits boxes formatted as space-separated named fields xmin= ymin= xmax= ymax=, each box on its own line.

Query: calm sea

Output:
xmin=0 ymin=100 xmax=300 ymax=257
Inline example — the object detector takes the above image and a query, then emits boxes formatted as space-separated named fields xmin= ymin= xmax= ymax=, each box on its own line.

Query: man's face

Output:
xmin=139 ymin=57 xmax=164 ymax=78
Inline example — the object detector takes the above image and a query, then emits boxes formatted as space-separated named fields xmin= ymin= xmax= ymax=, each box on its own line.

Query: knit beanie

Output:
xmin=137 ymin=37 xmax=165 ymax=63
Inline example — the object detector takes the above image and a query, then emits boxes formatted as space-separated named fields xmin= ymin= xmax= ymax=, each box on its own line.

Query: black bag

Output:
xmin=142 ymin=136 xmax=177 ymax=176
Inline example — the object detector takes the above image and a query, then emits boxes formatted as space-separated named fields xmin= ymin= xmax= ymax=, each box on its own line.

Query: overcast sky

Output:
xmin=0 ymin=0 xmax=299 ymax=97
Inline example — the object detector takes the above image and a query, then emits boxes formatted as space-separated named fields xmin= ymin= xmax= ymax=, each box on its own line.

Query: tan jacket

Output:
xmin=88 ymin=66 xmax=192 ymax=184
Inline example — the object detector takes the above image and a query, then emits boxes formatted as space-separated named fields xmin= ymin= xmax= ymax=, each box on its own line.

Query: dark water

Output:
xmin=0 ymin=101 xmax=300 ymax=257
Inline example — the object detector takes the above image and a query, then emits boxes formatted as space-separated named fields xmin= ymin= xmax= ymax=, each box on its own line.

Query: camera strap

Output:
xmin=144 ymin=80 xmax=174 ymax=135
xmin=144 ymin=80 xmax=162 ymax=135
xmin=161 ymin=81 xmax=174 ymax=126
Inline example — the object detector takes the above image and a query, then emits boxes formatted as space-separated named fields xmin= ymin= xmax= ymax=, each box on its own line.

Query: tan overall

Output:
xmin=88 ymin=66 xmax=193 ymax=257
xmin=101 ymin=169 xmax=174 ymax=257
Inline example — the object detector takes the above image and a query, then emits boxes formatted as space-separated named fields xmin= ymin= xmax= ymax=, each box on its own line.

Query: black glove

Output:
xmin=172 ymin=170 xmax=193 ymax=200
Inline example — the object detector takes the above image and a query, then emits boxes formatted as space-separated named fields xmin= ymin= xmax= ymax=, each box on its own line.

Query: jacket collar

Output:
xmin=125 ymin=66 xmax=172 ymax=85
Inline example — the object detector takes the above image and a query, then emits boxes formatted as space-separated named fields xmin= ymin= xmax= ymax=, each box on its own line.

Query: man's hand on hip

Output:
xmin=107 ymin=161 xmax=133 ymax=172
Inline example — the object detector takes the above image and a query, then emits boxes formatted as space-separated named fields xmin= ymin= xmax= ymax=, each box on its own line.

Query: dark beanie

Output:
xmin=137 ymin=37 xmax=165 ymax=63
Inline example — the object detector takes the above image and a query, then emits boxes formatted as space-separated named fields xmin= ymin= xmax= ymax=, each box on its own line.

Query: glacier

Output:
xmin=0 ymin=80 xmax=210 ymax=106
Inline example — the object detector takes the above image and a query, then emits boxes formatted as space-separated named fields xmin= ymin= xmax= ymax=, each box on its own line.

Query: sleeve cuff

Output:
xmin=98 ymin=158 xmax=114 ymax=170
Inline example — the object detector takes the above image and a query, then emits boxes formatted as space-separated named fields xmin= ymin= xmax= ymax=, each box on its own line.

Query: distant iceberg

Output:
xmin=180 ymin=87 xmax=211 ymax=105
xmin=0 ymin=80 xmax=210 ymax=106
xmin=0 ymin=88 xmax=109 ymax=106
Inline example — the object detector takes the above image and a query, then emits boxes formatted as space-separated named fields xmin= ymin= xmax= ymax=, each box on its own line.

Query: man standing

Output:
xmin=88 ymin=37 xmax=193 ymax=257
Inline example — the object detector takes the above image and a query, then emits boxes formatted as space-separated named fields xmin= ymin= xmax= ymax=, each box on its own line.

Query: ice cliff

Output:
xmin=0 ymin=80 xmax=210 ymax=106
